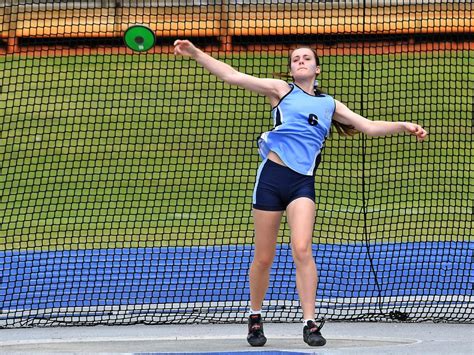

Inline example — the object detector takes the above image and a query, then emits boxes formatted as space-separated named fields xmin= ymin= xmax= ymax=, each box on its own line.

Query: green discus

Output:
xmin=124 ymin=25 xmax=155 ymax=52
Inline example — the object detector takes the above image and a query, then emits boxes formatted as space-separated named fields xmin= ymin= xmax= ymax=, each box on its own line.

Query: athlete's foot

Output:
xmin=247 ymin=314 xmax=267 ymax=346
xmin=303 ymin=319 xmax=326 ymax=346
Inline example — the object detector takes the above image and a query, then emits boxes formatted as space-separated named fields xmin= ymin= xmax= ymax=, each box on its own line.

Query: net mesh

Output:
xmin=0 ymin=0 xmax=472 ymax=328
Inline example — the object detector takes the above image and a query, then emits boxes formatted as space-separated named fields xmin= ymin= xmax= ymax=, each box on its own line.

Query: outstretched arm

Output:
xmin=334 ymin=100 xmax=428 ymax=141
xmin=174 ymin=39 xmax=288 ymax=103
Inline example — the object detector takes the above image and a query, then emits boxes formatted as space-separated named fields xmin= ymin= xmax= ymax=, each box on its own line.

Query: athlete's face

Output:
xmin=289 ymin=48 xmax=320 ymax=80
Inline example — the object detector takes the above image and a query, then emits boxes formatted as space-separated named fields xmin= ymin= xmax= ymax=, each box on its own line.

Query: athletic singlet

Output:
xmin=257 ymin=83 xmax=335 ymax=176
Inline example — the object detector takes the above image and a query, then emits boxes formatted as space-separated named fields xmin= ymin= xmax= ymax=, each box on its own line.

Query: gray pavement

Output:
xmin=0 ymin=322 xmax=473 ymax=354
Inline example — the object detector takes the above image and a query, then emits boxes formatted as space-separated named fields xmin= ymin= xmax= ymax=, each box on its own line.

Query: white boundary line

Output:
xmin=0 ymin=334 xmax=422 ymax=347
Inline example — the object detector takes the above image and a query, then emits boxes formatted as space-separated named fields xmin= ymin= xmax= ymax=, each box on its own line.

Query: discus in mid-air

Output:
xmin=124 ymin=24 xmax=155 ymax=52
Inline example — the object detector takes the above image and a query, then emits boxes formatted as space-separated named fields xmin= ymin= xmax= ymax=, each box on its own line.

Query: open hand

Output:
xmin=173 ymin=39 xmax=199 ymax=58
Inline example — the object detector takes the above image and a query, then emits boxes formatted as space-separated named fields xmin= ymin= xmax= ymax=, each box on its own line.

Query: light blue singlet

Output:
xmin=258 ymin=83 xmax=336 ymax=176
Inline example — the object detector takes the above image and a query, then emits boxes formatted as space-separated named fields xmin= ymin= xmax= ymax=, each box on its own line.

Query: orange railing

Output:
xmin=1 ymin=2 xmax=472 ymax=53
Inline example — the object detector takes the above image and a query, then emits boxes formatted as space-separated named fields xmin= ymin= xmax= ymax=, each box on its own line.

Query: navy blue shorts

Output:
xmin=252 ymin=159 xmax=316 ymax=211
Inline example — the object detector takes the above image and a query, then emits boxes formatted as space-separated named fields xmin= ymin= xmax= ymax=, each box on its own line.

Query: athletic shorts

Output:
xmin=252 ymin=159 xmax=316 ymax=211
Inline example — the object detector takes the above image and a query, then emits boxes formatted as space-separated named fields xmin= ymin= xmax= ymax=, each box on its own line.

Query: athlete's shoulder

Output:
xmin=278 ymin=82 xmax=296 ymax=99
xmin=285 ymin=82 xmax=295 ymax=92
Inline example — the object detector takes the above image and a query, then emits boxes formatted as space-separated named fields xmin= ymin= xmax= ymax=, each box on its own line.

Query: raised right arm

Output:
xmin=174 ymin=40 xmax=289 ymax=104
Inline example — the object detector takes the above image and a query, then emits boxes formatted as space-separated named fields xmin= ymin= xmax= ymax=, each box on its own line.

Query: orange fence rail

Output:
xmin=0 ymin=2 xmax=472 ymax=53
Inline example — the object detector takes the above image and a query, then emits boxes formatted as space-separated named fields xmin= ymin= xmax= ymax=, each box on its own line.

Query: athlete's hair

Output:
xmin=284 ymin=47 xmax=359 ymax=137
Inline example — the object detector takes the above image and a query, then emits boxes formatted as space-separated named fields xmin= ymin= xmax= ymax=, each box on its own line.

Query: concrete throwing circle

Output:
xmin=0 ymin=335 xmax=419 ymax=353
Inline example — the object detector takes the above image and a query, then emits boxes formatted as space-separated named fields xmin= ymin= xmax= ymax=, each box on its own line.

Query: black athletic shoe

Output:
xmin=247 ymin=314 xmax=267 ymax=347
xmin=303 ymin=319 xmax=326 ymax=346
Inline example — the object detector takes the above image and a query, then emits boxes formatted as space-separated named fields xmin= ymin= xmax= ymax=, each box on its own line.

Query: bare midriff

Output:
xmin=267 ymin=151 xmax=286 ymax=166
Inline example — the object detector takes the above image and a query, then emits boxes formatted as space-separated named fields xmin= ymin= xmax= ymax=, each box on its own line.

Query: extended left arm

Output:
xmin=334 ymin=100 xmax=428 ymax=141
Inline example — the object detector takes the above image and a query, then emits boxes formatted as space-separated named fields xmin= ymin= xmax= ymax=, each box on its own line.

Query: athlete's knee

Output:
xmin=251 ymin=254 xmax=275 ymax=271
xmin=291 ymin=240 xmax=313 ymax=264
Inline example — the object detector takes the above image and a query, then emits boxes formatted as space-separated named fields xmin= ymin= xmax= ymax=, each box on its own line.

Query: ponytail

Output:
xmin=313 ymin=80 xmax=358 ymax=136
xmin=332 ymin=120 xmax=359 ymax=137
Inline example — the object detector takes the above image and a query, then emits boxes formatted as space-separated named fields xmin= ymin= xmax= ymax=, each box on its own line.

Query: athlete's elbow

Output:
xmin=363 ymin=126 xmax=391 ymax=137
xmin=361 ymin=121 xmax=401 ymax=137
xmin=356 ymin=122 xmax=378 ymax=136
xmin=363 ymin=127 xmax=379 ymax=137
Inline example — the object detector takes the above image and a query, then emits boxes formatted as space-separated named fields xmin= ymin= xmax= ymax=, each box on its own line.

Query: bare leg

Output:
xmin=249 ymin=208 xmax=284 ymax=311
xmin=286 ymin=197 xmax=317 ymax=320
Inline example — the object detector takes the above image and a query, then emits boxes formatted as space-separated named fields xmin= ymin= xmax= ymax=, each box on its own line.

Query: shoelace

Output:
xmin=309 ymin=318 xmax=326 ymax=333
xmin=249 ymin=318 xmax=263 ymax=333
xmin=250 ymin=324 xmax=262 ymax=331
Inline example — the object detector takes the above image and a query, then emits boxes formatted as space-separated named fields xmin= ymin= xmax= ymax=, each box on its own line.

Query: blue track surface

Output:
xmin=1 ymin=242 xmax=472 ymax=310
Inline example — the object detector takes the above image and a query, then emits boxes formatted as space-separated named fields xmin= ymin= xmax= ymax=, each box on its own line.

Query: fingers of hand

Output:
xmin=417 ymin=128 xmax=428 ymax=141
xmin=408 ymin=124 xmax=427 ymax=141
xmin=173 ymin=40 xmax=187 ymax=55
xmin=411 ymin=125 xmax=421 ymax=135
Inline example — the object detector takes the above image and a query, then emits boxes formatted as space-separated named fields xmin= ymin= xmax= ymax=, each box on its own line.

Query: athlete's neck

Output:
xmin=294 ymin=80 xmax=315 ymax=96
